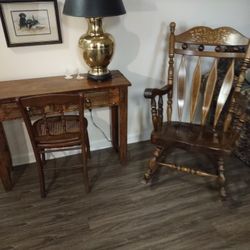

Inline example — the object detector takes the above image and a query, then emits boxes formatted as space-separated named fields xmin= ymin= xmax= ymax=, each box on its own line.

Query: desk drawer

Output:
xmin=0 ymin=88 xmax=120 ymax=121
xmin=85 ymin=88 xmax=119 ymax=108
xmin=0 ymin=103 xmax=19 ymax=121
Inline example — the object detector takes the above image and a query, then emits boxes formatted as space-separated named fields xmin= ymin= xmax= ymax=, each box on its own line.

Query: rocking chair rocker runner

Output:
xmin=144 ymin=22 xmax=250 ymax=197
xmin=17 ymin=93 xmax=90 ymax=198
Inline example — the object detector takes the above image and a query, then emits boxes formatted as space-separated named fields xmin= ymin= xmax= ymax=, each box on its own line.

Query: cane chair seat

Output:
xmin=33 ymin=115 xmax=88 ymax=147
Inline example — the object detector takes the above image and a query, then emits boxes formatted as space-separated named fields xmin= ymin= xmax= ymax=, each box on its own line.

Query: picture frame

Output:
xmin=0 ymin=0 xmax=62 ymax=47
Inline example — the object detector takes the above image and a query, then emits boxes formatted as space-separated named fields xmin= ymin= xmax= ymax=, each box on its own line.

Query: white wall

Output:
xmin=0 ymin=0 xmax=249 ymax=165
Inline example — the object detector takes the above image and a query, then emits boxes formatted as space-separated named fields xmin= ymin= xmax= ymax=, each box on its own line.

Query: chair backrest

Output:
xmin=166 ymin=22 xmax=250 ymax=130
xmin=16 ymin=93 xmax=85 ymax=147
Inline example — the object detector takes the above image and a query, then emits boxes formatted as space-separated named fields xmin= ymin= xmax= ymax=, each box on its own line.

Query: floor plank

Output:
xmin=1 ymin=141 xmax=250 ymax=250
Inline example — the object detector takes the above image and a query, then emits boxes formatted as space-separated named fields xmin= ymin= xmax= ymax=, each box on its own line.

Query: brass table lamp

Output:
xmin=63 ymin=0 xmax=126 ymax=81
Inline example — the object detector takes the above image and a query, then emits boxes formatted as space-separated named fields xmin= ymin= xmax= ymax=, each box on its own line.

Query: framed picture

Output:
xmin=0 ymin=0 xmax=62 ymax=47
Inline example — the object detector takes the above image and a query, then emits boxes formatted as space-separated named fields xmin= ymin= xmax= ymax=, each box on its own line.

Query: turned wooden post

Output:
xmin=0 ymin=122 xmax=13 ymax=191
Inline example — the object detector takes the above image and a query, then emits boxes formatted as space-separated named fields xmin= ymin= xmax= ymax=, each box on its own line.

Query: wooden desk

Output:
xmin=0 ymin=70 xmax=131 ymax=191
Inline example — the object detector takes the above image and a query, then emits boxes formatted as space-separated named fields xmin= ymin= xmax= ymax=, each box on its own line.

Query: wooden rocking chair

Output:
xmin=144 ymin=22 xmax=250 ymax=197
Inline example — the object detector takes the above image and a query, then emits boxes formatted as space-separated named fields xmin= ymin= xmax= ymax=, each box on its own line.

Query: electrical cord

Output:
xmin=85 ymin=98 xmax=111 ymax=142
xmin=89 ymin=109 xmax=111 ymax=142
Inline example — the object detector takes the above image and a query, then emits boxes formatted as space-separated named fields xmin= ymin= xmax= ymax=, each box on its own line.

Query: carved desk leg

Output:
xmin=0 ymin=122 xmax=13 ymax=191
xmin=111 ymin=105 xmax=119 ymax=152
xmin=119 ymin=87 xmax=128 ymax=165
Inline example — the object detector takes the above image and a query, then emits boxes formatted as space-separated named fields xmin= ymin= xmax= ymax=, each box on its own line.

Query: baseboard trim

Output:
xmin=12 ymin=131 xmax=151 ymax=166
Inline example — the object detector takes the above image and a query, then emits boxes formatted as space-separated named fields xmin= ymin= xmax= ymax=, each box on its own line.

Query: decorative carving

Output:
xmin=190 ymin=27 xmax=231 ymax=44
xmin=182 ymin=43 xmax=188 ymax=50
xmin=176 ymin=26 xmax=249 ymax=46
xmin=158 ymin=162 xmax=218 ymax=179
xmin=218 ymin=157 xmax=226 ymax=197
xmin=158 ymin=96 xmax=163 ymax=129
xmin=144 ymin=147 xmax=163 ymax=182
xmin=167 ymin=24 xmax=175 ymax=122
xmin=151 ymin=98 xmax=158 ymax=131
xmin=215 ymin=46 xmax=221 ymax=52
xmin=198 ymin=45 xmax=204 ymax=51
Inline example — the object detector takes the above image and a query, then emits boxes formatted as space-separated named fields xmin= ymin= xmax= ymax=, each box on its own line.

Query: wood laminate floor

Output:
xmin=1 ymin=141 xmax=250 ymax=250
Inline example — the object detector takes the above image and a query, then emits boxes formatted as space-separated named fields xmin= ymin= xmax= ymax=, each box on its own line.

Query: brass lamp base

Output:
xmin=87 ymin=71 xmax=112 ymax=81
xmin=79 ymin=18 xmax=114 ymax=82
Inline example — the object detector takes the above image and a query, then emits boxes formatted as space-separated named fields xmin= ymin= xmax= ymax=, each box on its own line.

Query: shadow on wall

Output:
xmin=107 ymin=0 xmax=170 ymax=141
xmin=58 ymin=0 xmax=170 ymax=144
xmin=124 ymin=0 xmax=157 ymax=11
xmin=3 ymin=120 xmax=31 ymax=166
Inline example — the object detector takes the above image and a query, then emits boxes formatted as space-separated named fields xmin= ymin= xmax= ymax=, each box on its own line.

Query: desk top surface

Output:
xmin=0 ymin=70 xmax=131 ymax=104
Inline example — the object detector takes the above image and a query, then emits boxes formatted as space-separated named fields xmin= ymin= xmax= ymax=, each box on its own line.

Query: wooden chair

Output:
xmin=17 ymin=93 xmax=90 ymax=198
xmin=144 ymin=22 xmax=250 ymax=197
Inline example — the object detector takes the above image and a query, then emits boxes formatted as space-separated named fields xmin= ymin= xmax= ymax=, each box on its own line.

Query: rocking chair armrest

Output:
xmin=144 ymin=85 xmax=171 ymax=99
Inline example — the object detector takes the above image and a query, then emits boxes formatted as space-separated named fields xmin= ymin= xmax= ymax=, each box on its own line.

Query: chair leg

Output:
xmin=85 ymin=130 xmax=91 ymax=159
xmin=83 ymin=164 xmax=90 ymax=193
xmin=218 ymin=157 xmax=226 ymax=198
xmin=41 ymin=152 xmax=46 ymax=164
xmin=34 ymin=151 xmax=46 ymax=198
xmin=144 ymin=147 xmax=163 ymax=183
xmin=81 ymin=145 xmax=90 ymax=193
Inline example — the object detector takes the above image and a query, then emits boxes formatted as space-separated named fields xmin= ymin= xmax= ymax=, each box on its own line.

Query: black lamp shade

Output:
xmin=63 ymin=0 xmax=126 ymax=18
